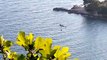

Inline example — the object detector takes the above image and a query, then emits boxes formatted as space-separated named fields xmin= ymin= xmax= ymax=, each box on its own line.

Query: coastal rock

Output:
xmin=53 ymin=7 xmax=70 ymax=12
xmin=53 ymin=5 xmax=103 ymax=18
xmin=69 ymin=5 xmax=89 ymax=15
xmin=53 ymin=5 xmax=89 ymax=15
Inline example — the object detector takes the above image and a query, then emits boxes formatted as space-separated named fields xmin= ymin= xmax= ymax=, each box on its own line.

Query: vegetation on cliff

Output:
xmin=83 ymin=0 xmax=107 ymax=15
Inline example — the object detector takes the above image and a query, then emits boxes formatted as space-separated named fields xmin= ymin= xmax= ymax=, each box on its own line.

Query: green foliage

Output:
xmin=97 ymin=1 xmax=107 ymax=15
xmin=83 ymin=0 xmax=107 ymax=15
xmin=85 ymin=1 xmax=100 ymax=12
xmin=83 ymin=0 xmax=99 ymax=5
xmin=0 ymin=31 xmax=77 ymax=60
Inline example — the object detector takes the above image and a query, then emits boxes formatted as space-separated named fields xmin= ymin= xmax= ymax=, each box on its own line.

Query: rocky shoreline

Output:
xmin=53 ymin=5 xmax=106 ymax=18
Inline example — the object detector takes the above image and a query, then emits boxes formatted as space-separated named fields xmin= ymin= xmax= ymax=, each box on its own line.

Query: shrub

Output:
xmin=85 ymin=0 xmax=100 ymax=12
xmin=84 ymin=0 xmax=107 ymax=15
xmin=0 ymin=31 xmax=77 ymax=60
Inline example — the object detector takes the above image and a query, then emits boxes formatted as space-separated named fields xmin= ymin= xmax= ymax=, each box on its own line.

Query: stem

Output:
xmin=1 ymin=46 xmax=7 ymax=60
xmin=3 ymin=54 xmax=6 ymax=60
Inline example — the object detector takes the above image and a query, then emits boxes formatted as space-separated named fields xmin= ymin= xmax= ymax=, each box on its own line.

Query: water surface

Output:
xmin=0 ymin=0 xmax=107 ymax=60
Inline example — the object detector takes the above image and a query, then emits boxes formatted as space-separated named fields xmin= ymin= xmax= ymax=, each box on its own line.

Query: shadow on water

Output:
xmin=78 ymin=16 xmax=107 ymax=60
xmin=84 ymin=16 xmax=107 ymax=23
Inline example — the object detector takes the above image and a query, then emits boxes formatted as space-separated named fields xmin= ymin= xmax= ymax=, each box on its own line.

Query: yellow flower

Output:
xmin=53 ymin=45 xmax=61 ymax=50
xmin=26 ymin=32 xmax=34 ymax=45
xmin=7 ymin=51 xmax=18 ymax=60
xmin=0 ymin=36 xmax=12 ymax=52
xmin=0 ymin=31 xmax=73 ymax=60
xmin=16 ymin=31 xmax=26 ymax=46
xmin=43 ymin=38 xmax=52 ymax=54
xmin=16 ymin=31 xmax=34 ymax=50
xmin=34 ymin=36 xmax=45 ymax=50
xmin=34 ymin=36 xmax=52 ymax=57
xmin=54 ymin=47 xmax=71 ymax=60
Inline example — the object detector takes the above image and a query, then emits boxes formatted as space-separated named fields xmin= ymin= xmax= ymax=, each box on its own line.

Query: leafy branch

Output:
xmin=0 ymin=31 xmax=78 ymax=60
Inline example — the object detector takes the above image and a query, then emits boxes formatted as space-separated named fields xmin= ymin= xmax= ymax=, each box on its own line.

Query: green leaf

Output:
xmin=4 ymin=40 xmax=13 ymax=47
xmin=17 ymin=54 xmax=26 ymax=60
xmin=50 ymin=50 xmax=56 ymax=59
xmin=18 ymin=31 xmax=26 ymax=41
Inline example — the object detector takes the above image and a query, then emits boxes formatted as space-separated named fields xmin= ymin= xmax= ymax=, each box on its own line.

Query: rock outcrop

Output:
xmin=53 ymin=5 xmax=89 ymax=15
xmin=53 ymin=7 xmax=70 ymax=12
xmin=53 ymin=5 xmax=105 ymax=18
xmin=53 ymin=0 xmax=107 ymax=18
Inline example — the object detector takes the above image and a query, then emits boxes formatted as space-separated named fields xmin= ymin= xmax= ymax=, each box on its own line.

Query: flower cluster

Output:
xmin=0 ymin=31 xmax=77 ymax=60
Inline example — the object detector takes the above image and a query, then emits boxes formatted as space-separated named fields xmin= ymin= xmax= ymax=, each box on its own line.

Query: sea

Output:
xmin=0 ymin=0 xmax=107 ymax=60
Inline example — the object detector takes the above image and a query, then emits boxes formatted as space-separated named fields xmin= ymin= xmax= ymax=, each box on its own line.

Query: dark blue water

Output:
xmin=0 ymin=0 xmax=107 ymax=60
